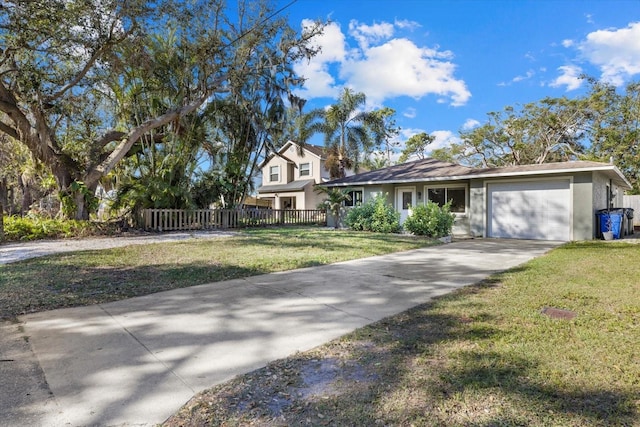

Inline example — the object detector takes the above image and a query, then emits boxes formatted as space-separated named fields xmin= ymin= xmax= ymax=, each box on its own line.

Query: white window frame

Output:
xmin=344 ymin=187 xmax=364 ymax=207
xmin=269 ymin=165 xmax=280 ymax=182
xmin=299 ymin=162 xmax=311 ymax=177
xmin=424 ymin=184 xmax=468 ymax=214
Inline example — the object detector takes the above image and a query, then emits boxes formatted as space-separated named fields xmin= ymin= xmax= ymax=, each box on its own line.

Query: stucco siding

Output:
xmin=592 ymin=171 xmax=609 ymax=211
xmin=469 ymin=179 xmax=485 ymax=237
xmin=572 ymin=172 xmax=594 ymax=241
xmin=304 ymin=184 xmax=324 ymax=210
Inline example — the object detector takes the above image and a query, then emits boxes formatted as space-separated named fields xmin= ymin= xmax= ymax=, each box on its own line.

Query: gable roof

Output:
xmin=324 ymin=158 xmax=632 ymax=189
xmin=258 ymin=140 xmax=326 ymax=169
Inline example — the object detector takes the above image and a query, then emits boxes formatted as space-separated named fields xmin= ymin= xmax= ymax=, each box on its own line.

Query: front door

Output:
xmin=396 ymin=187 xmax=415 ymax=224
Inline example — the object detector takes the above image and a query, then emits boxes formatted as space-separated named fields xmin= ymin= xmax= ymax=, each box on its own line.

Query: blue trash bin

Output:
xmin=598 ymin=212 xmax=623 ymax=239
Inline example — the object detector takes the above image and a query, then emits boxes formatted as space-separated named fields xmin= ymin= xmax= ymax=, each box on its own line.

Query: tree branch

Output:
xmin=0 ymin=121 xmax=18 ymax=140
xmin=44 ymin=27 xmax=134 ymax=103
xmin=84 ymin=92 xmax=215 ymax=185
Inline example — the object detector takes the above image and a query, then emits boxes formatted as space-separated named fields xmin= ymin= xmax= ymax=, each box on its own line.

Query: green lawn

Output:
xmin=164 ymin=241 xmax=640 ymax=427
xmin=0 ymin=227 xmax=436 ymax=319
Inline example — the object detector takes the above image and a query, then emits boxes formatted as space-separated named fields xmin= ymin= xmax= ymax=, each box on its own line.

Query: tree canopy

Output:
xmin=437 ymin=78 xmax=640 ymax=192
xmin=0 ymin=0 xmax=322 ymax=218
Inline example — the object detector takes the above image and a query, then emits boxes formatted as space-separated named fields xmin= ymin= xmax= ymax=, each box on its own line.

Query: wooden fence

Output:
xmin=142 ymin=208 xmax=327 ymax=231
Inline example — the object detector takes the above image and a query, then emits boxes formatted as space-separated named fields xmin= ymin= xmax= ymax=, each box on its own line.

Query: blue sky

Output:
xmin=277 ymin=0 xmax=640 ymax=156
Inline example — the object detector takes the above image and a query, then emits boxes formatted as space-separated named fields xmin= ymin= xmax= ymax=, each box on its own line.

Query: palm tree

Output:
xmin=320 ymin=88 xmax=383 ymax=179
xmin=315 ymin=186 xmax=352 ymax=229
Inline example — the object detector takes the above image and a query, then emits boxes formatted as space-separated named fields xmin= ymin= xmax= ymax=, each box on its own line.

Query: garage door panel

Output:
xmin=488 ymin=180 xmax=570 ymax=241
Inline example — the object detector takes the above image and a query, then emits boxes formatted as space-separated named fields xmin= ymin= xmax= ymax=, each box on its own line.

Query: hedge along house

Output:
xmin=323 ymin=158 xmax=632 ymax=241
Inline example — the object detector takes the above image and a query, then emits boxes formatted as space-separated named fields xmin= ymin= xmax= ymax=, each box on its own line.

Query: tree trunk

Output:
xmin=73 ymin=191 xmax=89 ymax=220
xmin=0 ymin=178 xmax=8 ymax=215
xmin=19 ymin=176 xmax=33 ymax=215
xmin=0 ymin=201 xmax=4 ymax=241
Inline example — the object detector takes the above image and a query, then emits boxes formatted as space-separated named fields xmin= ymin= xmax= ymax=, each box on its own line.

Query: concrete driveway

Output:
xmin=1 ymin=238 xmax=560 ymax=426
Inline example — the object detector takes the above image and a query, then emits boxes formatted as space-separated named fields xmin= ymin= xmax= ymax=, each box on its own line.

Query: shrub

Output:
xmin=403 ymin=201 xmax=455 ymax=238
xmin=345 ymin=195 xmax=400 ymax=233
xmin=1 ymin=215 xmax=105 ymax=241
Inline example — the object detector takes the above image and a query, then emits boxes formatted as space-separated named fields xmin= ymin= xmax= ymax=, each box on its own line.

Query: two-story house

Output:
xmin=257 ymin=141 xmax=351 ymax=210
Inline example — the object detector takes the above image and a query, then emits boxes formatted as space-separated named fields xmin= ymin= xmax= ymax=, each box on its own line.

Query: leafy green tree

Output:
xmin=361 ymin=153 xmax=391 ymax=171
xmin=0 ymin=0 xmax=322 ymax=218
xmin=398 ymin=132 xmax=436 ymax=163
xmin=444 ymin=97 xmax=587 ymax=168
xmin=584 ymin=79 xmax=640 ymax=193
xmin=369 ymin=107 xmax=401 ymax=165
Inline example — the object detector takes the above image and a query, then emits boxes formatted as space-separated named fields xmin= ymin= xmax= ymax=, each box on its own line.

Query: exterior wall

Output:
xmin=572 ymin=172 xmax=594 ymax=241
xmin=469 ymin=179 xmax=485 ymax=237
xmin=592 ymin=171 xmax=625 ymax=210
xmin=475 ymin=173 xmax=598 ymax=241
xmin=259 ymin=143 xmax=327 ymax=210
xmin=280 ymin=144 xmax=324 ymax=184
xmin=260 ymin=145 xmax=324 ymax=187
xmin=362 ymin=186 xmax=383 ymax=202
xmin=303 ymin=183 xmax=324 ymax=210
xmin=592 ymin=171 xmax=609 ymax=212
xmin=261 ymin=156 xmax=290 ymax=186
xmin=358 ymin=181 xmax=473 ymax=236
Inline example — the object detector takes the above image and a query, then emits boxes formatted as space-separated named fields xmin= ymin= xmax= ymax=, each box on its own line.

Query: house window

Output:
xmin=300 ymin=162 xmax=311 ymax=177
xmin=427 ymin=186 xmax=466 ymax=213
xmin=402 ymin=191 xmax=413 ymax=209
xmin=344 ymin=189 xmax=363 ymax=207
xmin=269 ymin=166 xmax=279 ymax=182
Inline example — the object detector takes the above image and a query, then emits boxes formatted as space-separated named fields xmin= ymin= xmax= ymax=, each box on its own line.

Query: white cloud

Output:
xmin=293 ymin=20 xmax=348 ymax=99
xmin=498 ymin=69 xmax=535 ymax=86
xmin=394 ymin=19 xmax=421 ymax=31
xmin=403 ymin=107 xmax=417 ymax=118
xmin=341 ymin=37 xmax=470 ymax=106
xmin=550 ymin=65 xmax=583 ymax=91
xmin=579 ymin=21 xmax=640 ymax=86
xmin=429 ymin=130 xmax=460 ymax=151
xmin=562 ymin=39 xmax=575 ymax=48
xmin=512 ymin=70 xmax=535 ymax=82
xmin=348 ymin=20 xmax=395 ymax=50
xmin=294 ymin=18 xmax=470 ymax=107
xmin=462 ymin=119 xmax=480 ymax=130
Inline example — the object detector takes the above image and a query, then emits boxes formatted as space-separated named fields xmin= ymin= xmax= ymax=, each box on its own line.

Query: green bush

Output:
xmin=345 ymin=195 xmax=400 ymax=233
xmin=403 ymin=201 xmax=455 ymax=238
xmin=1 ymin=215 xmax=102 ymax=241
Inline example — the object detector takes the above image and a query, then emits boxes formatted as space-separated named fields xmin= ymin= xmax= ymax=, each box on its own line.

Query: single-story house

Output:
xmin=323 ymin=158 xmax=632 ymax=241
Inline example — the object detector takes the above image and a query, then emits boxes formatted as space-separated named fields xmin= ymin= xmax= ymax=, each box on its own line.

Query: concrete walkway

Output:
xmin=1 ymin=238 xmax=560 ymax=427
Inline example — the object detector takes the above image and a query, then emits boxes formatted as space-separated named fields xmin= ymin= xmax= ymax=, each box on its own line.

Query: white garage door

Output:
xmin=488 ymin=180 xmax=571 ymax=241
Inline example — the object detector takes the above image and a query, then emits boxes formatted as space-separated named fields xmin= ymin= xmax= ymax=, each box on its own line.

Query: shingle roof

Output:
xmin=257 ymin=179 xmax=316 ymax=194
xmin=300 ymin=144 xmax=325 ymax=157
xmin=324 ymin=158 xmax=632 ymax=189
xmin=325 ymin=158 xmax=479 ymax=185
xmin=258 ymin=141 xmax=326 ymax=169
